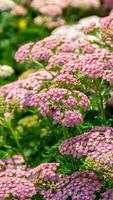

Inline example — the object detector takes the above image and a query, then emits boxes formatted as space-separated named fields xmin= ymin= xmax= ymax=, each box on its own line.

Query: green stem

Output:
xmin=63 ymin=127 xmax=76 ymax=171
xmin=99 ymin=90 xmax=106 ymax=124
xmin=0 ymin=126 xmax=7 ymax=142
xmin=5 ymin=120 xmax=27 ymax=165
xmin=11 ymin=157 xmax=16 ymax=168
xmin=76 ymin=124 xmax=81 ymax=136
xmin=33 ymin=60 xmax=44 ymax=68
xmin=33 ymin=60 xmax=55 ymax=78
xmin=95 ymin=80 xmax=106 ymax=125
xmin=63 ymin=127 xmax=69 ymax=139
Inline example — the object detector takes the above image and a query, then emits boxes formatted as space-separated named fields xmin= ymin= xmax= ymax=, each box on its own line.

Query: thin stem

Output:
xmin=76 ymin=124 xmax=81 ymax=136
xmin=11 ymin=157 xmax=16 ymax=168
xmin=63 ymin=127 xmax=69 ymax=139
xmin=33 ymin=60 xmax=44 ymax=68
xmin=63 ymin=127 xmax=76 ymax=171
xmin=33 ymin=60 xmax=55 ymax=78
xmin=99 ymin=90 xmax=106 ymax=124
xmin=95 ymin=80 xmax=106 ymax=125
xmin=0 ymin=125 xmax=7 ymax=142
xmin=5 ymin=120 xmax=27 ymax=165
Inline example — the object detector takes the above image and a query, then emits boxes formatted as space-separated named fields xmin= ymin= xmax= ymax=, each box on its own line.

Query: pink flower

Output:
xmin=10 ymin=5 xmax=27 ymax=16
xmin=31 ymin=88 xmax=89 ymax=127
xmin=77 ymin=39 xmax=95 ymax=54
xmin=55 ymin=73 xmax=77 ymax=85
xmin=78 ymin=48 xmax=113 ymax=80
xmin=43 ymin=171 xmax=101 ymax=200
xmin=62 ymin=110 xmax=83 ymax=127
xmin=83 ymin=22 xmax=97 ymax=33
xmin=6 ymin=88 xmax=33 ymax=109
xmin=0 ymin=168 xmax=37 ymax=199
xmin=59 ymin=126 xmax=113 ymax=167
xmin=31 ymin=0 xmax=70 ymax=17
xmin=101 ymin=188 xmax=113 ymax=200
xmin=31 ymin=43 xmax=52 ymax=61
xmin=15 ymin=43 xmax=33 ymax=62
xmin=48 ymin=52 xmax=74 ymax=69
xmin=38 ymin=4 xmax=62 ymax=17
xmin=15 ymin=36 xmax=74 ymax=63
xmin=103 ymin=0 xmax=113 ymax=8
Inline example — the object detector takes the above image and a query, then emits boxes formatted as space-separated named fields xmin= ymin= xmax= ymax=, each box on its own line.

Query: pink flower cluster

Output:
xmin=101 ymin=189 xmax=113 ymax=200
xmin=92 ymin=151 xmax=113 ymax=172
xmin=43 ymin=171 xmax=101 ymax=200
xmin=83 ymin=22 xmax=97 ymax=33
xmin=32 ymin=162 xmax=59 ymax=176
xmin=10 ymin=5 xmax=28 ymax=16
xmin=31 ymin=0 xmax=100 ymax=18
xmin=15 ymin=36 xmax=74 ymax=63
xmin=0 ymin=168 xmax=37 ymax=199
xmin=61 ymin=47 xmax=113 ymax=83
xmin=28 ymin=88 xmax=89 ymax=127
xmin=54 ymin=73 xmax=77 ymax=85
xmin=0 ymin=160 xmax=62 ymax=199
xmin=0 ymin=71 xmax=89 ymax=126
xmin=15 ymin=42 xmax=33 ymax=62
xmin=78 ymin=48 xmax=113 ymax=80
xmin=31 ymin=0 xmax=70 ymax=17
xmin=0 ymin=69 xmax=53 ymax=108
xmin=31 ymin=163 xmax=61 ymax=188
xmin=1 ymin=152 xmax=113 ymax=199
xmin=0 ymin=157 xmax=103 ymax=200
xmin=14 ymin=36 xmax=90 ymax=115
xmin=0 ymin=155 xmax=25 ymax=171
xmin=77 ymin=39 xmax=96 ymax=54
xmin=48 ymin=52 xmax=74 ymax=68
xmin=15 ymin=35 xmax=113 ymax=86
xmin=59 ymin=126 xmax=113 ymax=169
xmin=6 ymin=87 xmax=33 ymax=109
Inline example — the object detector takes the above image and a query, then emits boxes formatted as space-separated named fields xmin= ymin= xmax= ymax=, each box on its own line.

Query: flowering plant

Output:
xmin=1 ymin=11 xmax=113 ymax=200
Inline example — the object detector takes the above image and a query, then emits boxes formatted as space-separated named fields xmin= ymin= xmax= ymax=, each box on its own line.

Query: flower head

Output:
xmin=30 ymin=88 xmax=89 ymax=127
xmin=15 ymin=43 xmax=34 ymax=62
xmin=59 ymin=126 xmax=113 ymax=160
xmin=43 ymin=171 xmax=101 ymax=200
xmin=101 ymin=189 xmax=113 ymax=200
xmin=0 ymin=168 xmax=36 ymax=199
